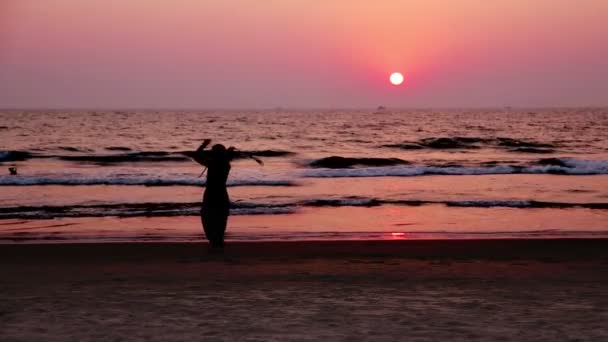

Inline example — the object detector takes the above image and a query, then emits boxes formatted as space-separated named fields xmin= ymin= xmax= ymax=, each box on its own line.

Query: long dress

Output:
xmin=201 ymin=155 xmax=231 ymax=247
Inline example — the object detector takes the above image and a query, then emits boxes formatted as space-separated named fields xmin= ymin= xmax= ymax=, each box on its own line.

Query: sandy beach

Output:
xmin=2 ymin=239 xmax=607 ymax=341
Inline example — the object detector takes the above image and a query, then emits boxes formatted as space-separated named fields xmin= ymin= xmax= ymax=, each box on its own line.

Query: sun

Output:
xmin=389 ymin=72 xmax=404 ymax=86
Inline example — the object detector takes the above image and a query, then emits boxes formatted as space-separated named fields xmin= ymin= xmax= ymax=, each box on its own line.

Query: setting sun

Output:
xmin=389 ymin=72 xmax=404 ymax=86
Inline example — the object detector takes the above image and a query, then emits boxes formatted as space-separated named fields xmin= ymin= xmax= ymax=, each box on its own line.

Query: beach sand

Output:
xmin=1 ymin=240 xmax=608 ymax=341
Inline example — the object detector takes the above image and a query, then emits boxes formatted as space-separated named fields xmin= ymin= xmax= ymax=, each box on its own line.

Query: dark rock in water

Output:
xmin=510 ymin=147 xmax=555 ymax=154
xmin=496 ymin=137 xmax=554 ymax=148
xmin=8 ymin=167 xmax=17 ymax=175
xmin=537 ymin=158 xmax=570 ymax=167
xmin=310 ymin=156 xmax=409 ymax=168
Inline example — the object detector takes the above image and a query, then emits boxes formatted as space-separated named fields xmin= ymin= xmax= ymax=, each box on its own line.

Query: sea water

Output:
xmin=1 ymin=108 xmax=607 ymax=242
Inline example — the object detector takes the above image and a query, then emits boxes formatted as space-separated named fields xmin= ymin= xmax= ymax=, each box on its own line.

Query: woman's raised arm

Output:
xmin=183 ymin=139 xmax=213 ymax=167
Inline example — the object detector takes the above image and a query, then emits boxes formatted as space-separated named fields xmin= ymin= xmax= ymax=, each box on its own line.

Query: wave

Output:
xmin=105 ymin=146 xmax=133 ymax=151
xmin=1 ymin=198 xmax=606 ymax=219
xmin=509 ymin=147 xmax=554 ymax=154
xmin=0 ymin=149 xmax=295 ymax=164
xmin=246 ymin=150 xmax=295 ymax=157
xmin=303 ymin=158 xmax=608 ymax=177
xmin=1 ymin=158 xmax=605 ymax=186
xmin=495 ymin=137 xmax=554 ymax=148
xmin=304 ymin=198 xmax=608 ymax=209
xmin=57 ymin=146 xmax=91 ymax=153
xmin=0 ymin=151 xmax=33 ymax=162
xmin=58 ymin=151 xmax=190 ymax=163
xmin=0 ymin=202 xmax=297 ymax=219
xmin=537 ymin=158 xmax=608 ymax=172
xmin=381 ymin=136 xmax=556 ymax=152
xmin=0 ymin=150 xmax=187 ymax=163
xmin=309 ymin=156 xmax=409 ymax=168
xmin=0 ymin=175 xmax=295 ymax=187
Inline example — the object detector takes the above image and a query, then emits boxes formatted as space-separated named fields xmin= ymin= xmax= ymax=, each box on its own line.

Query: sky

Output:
xmin=1 ymin=0 xmax=607 ymax=109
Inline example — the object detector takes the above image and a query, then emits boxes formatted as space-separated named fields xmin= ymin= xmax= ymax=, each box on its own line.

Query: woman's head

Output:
xmin=211 ymin=144 xmax=226 ymax=155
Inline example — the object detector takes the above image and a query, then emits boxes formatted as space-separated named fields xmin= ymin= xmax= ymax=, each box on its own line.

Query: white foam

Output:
xmin=561 ymin=158 xmax=608 ymax=173
xmin=302 ymin=159 xmax=608 ymax=178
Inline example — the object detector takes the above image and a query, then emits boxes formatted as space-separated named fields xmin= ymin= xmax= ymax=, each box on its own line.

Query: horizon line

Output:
xmin=1 ymin=105 xmax=607 ymax=112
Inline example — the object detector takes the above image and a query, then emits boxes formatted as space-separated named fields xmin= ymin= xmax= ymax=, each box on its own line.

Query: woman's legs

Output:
xmin=201 ymin=205 xmax=229 ymax=248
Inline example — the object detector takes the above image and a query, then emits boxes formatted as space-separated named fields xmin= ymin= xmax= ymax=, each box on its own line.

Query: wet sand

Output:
xmin=2 ymin=239 xmax=608 ymax=341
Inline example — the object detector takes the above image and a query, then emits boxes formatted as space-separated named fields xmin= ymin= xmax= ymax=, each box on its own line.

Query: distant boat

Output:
xmin=373 ymin=106 xmax=388 ymax=114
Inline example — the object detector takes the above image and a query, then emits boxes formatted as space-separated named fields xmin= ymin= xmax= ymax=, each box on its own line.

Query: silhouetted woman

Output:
xmin=187 ymin=140 xmax=262 ymax=248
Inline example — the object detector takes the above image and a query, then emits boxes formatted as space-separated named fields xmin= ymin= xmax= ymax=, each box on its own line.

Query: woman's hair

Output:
xmin=212 ymin=144 xmax=226 ymax=154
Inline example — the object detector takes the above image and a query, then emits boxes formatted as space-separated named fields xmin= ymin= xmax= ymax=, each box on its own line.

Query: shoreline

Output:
xmin=3 ymin=238 xmax=608 ymax=262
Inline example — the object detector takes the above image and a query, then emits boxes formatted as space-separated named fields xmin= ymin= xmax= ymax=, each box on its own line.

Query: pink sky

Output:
xmin=1 ymin=0 xmax=607 ymax=108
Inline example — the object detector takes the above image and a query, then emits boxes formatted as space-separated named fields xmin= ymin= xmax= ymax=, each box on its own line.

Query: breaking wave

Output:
xmin=309 ymin=156 xmax=409 ymax=168
xmin=303 ymin=198 xmax=608 ymax=210
xmin=0 ymin=198 xmax=606 ymax=219
xmin=0 ymin=149 xmax=295 ymax=164
xmin=381 ymin=136 xmax=556 ymax=153
xmin=0 ymin=202 xmax=297 ymax=219
xmin=303 ymin=158 xmax=608 ymax=177
xmin=1 ymin=158 xmax=606 ymax=186
xmin=0 ymin=175 xmax=295 ymax=187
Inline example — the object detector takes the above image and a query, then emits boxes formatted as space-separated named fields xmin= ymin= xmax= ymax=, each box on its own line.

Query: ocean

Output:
xmin=1 ymin=108 xmax=607 ymax=242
